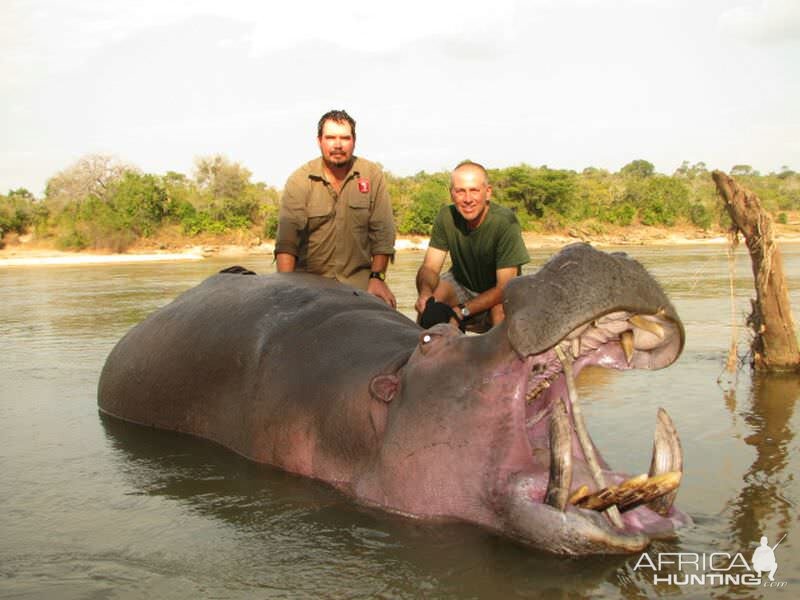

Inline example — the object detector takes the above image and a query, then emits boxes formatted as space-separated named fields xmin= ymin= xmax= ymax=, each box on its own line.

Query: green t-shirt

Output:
xmin=429 ymin=203 xmax=530 ymax=293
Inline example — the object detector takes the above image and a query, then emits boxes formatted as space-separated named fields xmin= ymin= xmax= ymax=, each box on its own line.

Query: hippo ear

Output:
xmin=369 ymin=374 xmax=399 ymax=403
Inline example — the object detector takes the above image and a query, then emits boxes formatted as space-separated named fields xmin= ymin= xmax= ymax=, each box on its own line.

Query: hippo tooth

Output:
xmin=571 ymin=337 xmax=581 ymax=359
xmin=618 ymin=472 xmax=682 ymax=513
xmin=568 ymin=485 xmax=590 ymax=505
xmin=647 ymin=408 xmax=684 ymax=516
xmin=544 ymin=397 xmax=573 ymax=511
xmin=572 ymin=472 xmax=681 ymax=513
xmin=573 ymin=474 xmax=648 ymax=511
xmin=620 ymin=330 xmax=634 ymax=365
xmin=554 ymin=345 xmax=625 ymax=530
xmin=630 ymin=315 xmax=665 ymax=340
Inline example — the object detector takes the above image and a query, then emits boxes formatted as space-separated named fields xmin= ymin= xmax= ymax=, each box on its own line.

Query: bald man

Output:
xmin=415 ymin=161 xmax=529 ymax=332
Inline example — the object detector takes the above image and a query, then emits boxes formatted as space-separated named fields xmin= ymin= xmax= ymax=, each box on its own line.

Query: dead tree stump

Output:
xmin=712 ymin=170 xmax=800 ymax=372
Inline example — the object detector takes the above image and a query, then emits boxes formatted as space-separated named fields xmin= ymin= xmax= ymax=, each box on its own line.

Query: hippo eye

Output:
xmin=418 ymin=331 xmax=439 ymax=354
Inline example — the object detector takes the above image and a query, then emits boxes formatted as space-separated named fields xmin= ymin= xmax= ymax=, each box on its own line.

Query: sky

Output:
xmin=2 ymin=0 xmax=799 ymax=196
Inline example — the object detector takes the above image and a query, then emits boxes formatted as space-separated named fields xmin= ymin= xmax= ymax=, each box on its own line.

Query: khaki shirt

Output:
xmin=275 ymin=156 xmax=395 ymax=290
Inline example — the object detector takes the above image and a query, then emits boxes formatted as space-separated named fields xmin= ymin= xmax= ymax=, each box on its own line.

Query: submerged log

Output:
xmin=712 ymin=171 xmax=800 ymax=372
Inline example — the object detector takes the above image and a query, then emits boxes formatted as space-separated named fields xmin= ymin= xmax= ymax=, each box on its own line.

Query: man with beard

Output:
xmin=275 ymin=110 xmax=396 ymax=307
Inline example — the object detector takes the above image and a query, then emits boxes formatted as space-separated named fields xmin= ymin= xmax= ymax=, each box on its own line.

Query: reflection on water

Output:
xmin=728 ymin=375 xmax=798 ymax=553
xmin=1 ymin=244 xmax=799 ymax=598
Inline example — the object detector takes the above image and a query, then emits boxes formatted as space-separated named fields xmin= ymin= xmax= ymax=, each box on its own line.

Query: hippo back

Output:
xmin=98 ymin=272 xmax=419 ymax=476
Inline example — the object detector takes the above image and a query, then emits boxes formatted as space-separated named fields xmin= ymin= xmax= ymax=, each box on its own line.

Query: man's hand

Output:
xmin=368 ymin=278 xmax=396 ymax=308
xmin=415 ymin=292 xmax=433 ymax=314
xmin=448 ymin=312 xmax=462 ymax=329
xmin=414 ymin=247 xmax=446 ymax=315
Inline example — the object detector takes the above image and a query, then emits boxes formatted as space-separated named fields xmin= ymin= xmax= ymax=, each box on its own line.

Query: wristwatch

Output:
xmin=369 ymin=271 xmax=386 ymax=281
xmin=458 ymin=303 xmax=471 ymax=318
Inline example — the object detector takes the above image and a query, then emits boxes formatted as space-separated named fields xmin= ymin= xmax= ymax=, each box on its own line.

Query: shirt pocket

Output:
xmin=306 ymin=196 xmax=335 ymax=233
xmin=348 ymin=195 xmax=371 ymax=231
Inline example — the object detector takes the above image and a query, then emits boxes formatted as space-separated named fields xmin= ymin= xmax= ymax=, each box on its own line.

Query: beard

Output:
xmin=324 ymin=154 xmax=352 ymax=169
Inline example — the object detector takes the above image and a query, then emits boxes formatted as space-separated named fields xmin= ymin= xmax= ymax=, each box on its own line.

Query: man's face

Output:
xmin=318 ymin=119 xmax=355 ymax=168
xmin=450 ymin=166 xmax=491 ymax=225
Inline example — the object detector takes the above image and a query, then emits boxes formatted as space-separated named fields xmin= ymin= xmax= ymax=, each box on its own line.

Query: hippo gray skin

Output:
xmin=98 ymin=243 xmax=689 ymax=556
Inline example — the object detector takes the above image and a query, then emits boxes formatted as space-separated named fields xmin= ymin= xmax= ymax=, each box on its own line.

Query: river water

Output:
xmin=1 ymin=245 xmax=799 ymax=599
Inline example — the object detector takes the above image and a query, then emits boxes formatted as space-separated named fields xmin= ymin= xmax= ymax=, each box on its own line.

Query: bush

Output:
xmin=109 ymin=172 xmax=168 ymax=236
xmin=689 ymin=204 xmax=713 ymax=230
xmin=600 ymin=202 xmax=636 ymax=226
xmin=0 ymin=194 xmax=33 ymax=234
xmin=398 ymin=179 xmax=448 ymax=235
xmin=180 ymin=210 xmax=250 ymax=236
xmin=262 ymin=204 xmax=279 ymax=239
xmin=56 ymin=227 xmax=89 ymax=250
xmin=640 ymin=201 xmax=678 ymax=226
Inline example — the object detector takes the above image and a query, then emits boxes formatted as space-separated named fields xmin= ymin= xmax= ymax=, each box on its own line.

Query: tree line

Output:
xmin=1 ymin=154 xmax=798 ymax=252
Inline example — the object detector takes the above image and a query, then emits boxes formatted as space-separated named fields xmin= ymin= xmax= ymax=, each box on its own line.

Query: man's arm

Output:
xmin=415 ymin=247 xmax=448 ymax=314
xmin=276 ymin=253 xmax=296 ymax=272
xmin=455 ymin=266 xmax=519 ymax=325
xmin=364 ymin=170 xmax=397 ymax=307
xmin=367 ymin=253 xmax=396 ymax=308
xmin=274 ymin=174 xmax=307 ymax=272
xmin=367 ymin=171 xmax=396 ymax=257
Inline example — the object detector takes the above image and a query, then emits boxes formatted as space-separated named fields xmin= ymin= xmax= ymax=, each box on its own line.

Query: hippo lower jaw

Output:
xmin=496 ymin=308 xmax=689 ymax=556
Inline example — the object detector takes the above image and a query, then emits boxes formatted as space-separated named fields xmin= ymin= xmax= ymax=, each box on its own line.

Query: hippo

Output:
xmin=98 ymin=243 xmax=689 ymax=556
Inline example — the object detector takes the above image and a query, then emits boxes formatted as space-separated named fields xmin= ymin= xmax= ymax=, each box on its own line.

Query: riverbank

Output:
xmin=3 ymin=224 xmax=800 ymax=267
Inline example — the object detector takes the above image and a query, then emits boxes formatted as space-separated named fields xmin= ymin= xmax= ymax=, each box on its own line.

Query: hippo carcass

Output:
xmin=98 ymin=243 xmax=689 ymax=556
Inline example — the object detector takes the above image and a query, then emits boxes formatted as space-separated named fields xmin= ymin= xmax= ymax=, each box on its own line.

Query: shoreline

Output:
xmin=3 ymin=230 xmax=800 ymax=268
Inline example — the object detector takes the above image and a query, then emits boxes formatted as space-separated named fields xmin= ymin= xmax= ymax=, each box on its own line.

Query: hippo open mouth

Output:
xmin=496 ymin=244 xmax=688 ymax=555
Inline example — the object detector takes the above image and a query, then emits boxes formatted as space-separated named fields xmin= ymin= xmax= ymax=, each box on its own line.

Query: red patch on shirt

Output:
xmin=357 ymin=178 xmax=370 ymax=193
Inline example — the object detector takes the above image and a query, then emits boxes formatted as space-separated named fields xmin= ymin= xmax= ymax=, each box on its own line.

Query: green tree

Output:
xmin=730 ymin=164 xmax=761 ymax=177
xmin=619 ymin=159 xmax=655 ymax=179
xmin=194 ymin=155 xmax=252 ymax=201
xmin=109 ymin=172 xmax=169 ymax=236
xmin=0 ymin=193 xmax=33 ymax=235
xmin=673 ymin=161 xmax=708 ymax=180
xmin=493 ymin=164 xmax=578 ymax=222
xmin=8 ymin=188 xmax=34 ymax=201
xmin=639 ymin=176 xmax=690 ymax=226
xmin=399 ymin=178 xmax=449 ymax=234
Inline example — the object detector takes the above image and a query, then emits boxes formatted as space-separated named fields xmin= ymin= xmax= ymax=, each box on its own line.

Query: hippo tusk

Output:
xmin=554 ymin=344 xmax=625 ymax=529
xmin=544 ymin=396 xmax=573 ymax=511
xmin=647 ymin=408 xmax=683 ymax=515
xmin=630 ymin=315 xmax=665 ymax=340
xmin=573 ymin=472 xmax=682 ymax=513
xmin=620 ymin=330 xmax=634 ymax=365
